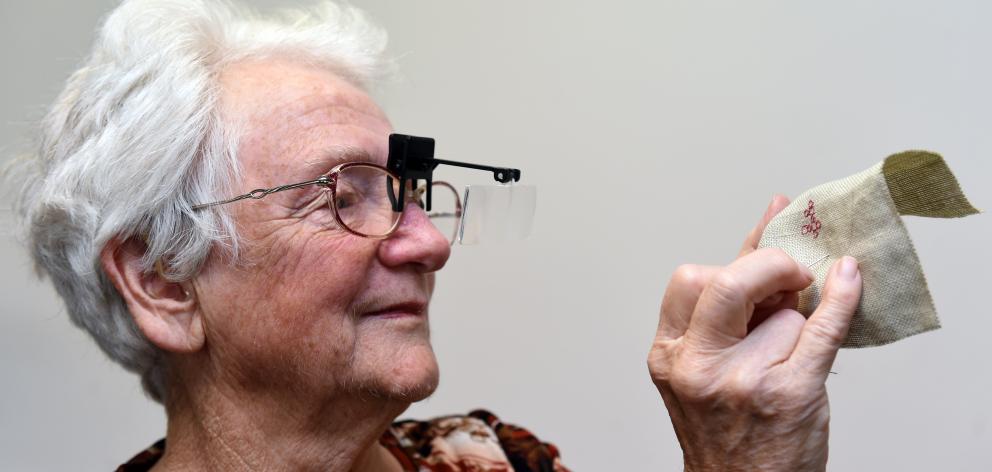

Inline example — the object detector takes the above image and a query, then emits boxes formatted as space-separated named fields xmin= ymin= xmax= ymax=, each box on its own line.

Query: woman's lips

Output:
xmin=361 ymin=302 xmax=426 ymax=319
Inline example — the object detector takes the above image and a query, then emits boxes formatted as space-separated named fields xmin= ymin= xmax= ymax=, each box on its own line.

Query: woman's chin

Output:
xmin=387 ymin=346 xmax=440 ymax=401
xmin=390 ymin=369 xmax=440 ymax=402
xmin=353 ymin=343 xmax=439 ymax=402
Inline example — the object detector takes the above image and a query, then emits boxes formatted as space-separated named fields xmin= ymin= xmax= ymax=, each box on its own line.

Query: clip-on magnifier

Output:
xmin=387 ymin=134 xmax=535 ymax=244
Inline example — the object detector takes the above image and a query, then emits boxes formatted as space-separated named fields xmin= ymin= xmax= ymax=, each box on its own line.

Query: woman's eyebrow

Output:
xmin=297 ymin=147 xmax=377 ymax=177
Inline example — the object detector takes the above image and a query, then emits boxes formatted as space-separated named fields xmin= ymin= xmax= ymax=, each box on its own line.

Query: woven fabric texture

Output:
xmin=758 ymin=151 xmax=978 ymax=348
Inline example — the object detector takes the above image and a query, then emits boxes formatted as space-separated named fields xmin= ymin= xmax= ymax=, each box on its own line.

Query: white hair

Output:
xmin=6 ymin=0 xmax=389 ymax=403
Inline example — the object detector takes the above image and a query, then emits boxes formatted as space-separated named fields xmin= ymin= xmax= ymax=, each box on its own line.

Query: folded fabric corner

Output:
xmin=883 ymin=151 xmax=981 ymax=218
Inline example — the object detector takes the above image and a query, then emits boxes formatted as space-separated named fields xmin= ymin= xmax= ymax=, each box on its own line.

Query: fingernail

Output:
xmin=759 ymin=291 xmax=785 ymax=307
xmin=838 ymin=256 xmax=859 ymax=280
xmin=799 ymin=262 xmax=815 ymax=280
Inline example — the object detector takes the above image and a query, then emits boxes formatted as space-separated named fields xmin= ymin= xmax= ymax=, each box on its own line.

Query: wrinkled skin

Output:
xmin=648 ymin=196 xmax=863 ymax=471
xmin=103 ymin=59 xmax=451 ymax=471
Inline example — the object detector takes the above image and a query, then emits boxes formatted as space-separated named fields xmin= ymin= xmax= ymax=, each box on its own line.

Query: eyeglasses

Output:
xmin=191 ymin=162 xmax=463 ymax=244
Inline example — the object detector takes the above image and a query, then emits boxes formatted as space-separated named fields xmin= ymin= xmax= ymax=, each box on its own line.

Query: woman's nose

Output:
xmin=376 ymin=202 xmax=451 ymax=273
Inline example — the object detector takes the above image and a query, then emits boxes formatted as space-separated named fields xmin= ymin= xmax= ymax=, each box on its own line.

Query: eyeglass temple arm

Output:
xmin=191 ymin=176 xmax=330 ymax=210
xmin=392 ymin=158 xmax=521 ymax=213
xmin=431 ymin=158 xmax=521 ymax=184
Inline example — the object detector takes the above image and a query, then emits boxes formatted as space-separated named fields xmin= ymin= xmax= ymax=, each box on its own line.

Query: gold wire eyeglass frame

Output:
xmin=191 ymin=162 xmax=463 ymax=243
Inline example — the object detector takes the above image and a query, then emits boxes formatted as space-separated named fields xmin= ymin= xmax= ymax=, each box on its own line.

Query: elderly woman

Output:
xmin=11 ymin=0 xmax=862 ymax=471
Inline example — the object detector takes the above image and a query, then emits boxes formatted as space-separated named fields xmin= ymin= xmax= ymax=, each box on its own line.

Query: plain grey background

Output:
xmin=2 ymin=0 xmax=990 ymax=470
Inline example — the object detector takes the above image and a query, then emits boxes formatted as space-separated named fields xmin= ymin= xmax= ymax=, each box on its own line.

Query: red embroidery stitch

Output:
xmin=801 ymin=200 xmax=822 ymax=239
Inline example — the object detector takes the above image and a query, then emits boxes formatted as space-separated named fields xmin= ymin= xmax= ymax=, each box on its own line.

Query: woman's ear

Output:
xmin=100 ymin=238 xmax=205 ymax=353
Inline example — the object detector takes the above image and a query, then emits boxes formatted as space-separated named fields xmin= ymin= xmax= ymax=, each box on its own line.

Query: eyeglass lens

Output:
xmin=327 ymin=164 xmax=461 ymax=244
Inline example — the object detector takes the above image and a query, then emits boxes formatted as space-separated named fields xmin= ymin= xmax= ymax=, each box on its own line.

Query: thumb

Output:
xmin=790 ymin=256 xmax=863 ymax=377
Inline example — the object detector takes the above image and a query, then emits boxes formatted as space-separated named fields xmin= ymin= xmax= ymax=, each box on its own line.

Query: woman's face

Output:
xmin=190 ymin=59 xmax=451 ymax=402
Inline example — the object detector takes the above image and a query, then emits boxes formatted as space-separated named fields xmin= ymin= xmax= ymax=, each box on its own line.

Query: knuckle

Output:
xmin=707 ymin=270 xmax=745 ymax=306
xmin=671 ymin=264 xmax=706 ymax=292
xmin=805 ymin=318 xmax=847 ymax=347
xmin=723 ymin=370 xmax=759 ymax=401
xmin=647 ymin=342 xmax=675 ymax=384
xmin=669 ymin=372 xmax=713 ymax=402
xmin=666 ymin=361 xmax=717 ymax=402
xmin=648 ymin=365 xmax=672 ymax=388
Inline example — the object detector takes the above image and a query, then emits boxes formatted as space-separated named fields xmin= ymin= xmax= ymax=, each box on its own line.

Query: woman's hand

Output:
xmin=647 ymin=196 xmax=863 ymax=472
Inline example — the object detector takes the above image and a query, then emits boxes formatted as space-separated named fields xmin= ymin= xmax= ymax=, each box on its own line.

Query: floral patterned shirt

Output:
xmin=117 ymin=409 xmax=569 ymax=472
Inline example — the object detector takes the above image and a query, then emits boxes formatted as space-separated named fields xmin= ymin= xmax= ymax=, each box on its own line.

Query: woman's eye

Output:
xmin=335 ymin=188 xmax=360 ymax=210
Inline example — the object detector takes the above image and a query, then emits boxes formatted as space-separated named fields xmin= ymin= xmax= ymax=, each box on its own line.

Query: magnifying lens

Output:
xmin=387 ymin=134 xmax=536 ymax=245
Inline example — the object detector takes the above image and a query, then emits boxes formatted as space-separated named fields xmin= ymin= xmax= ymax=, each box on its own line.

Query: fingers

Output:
xmin=739 ymin=195 xmax=791 ymax=257
xmin=687 ymin=248 xmax=814 ymax=349
xmin=738 ymin=308 xmax=807 ymax=363
xmin=656 ymin=265 xmax=721 ymax=340
xmin=749 ymin=291 xmax=800 ymax=332
xmin=790 ymin=256 xmax=863 ymax=378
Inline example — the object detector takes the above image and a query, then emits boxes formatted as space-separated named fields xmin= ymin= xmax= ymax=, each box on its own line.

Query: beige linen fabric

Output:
xmin=758 ymin=151 xmax=979 ymax=348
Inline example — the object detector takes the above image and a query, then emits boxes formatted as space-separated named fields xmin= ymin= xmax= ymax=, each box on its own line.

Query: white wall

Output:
xmin=2 ymin=1 xmax=990 ymax=470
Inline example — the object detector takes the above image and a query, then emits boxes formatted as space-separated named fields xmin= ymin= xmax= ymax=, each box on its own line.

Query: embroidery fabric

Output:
xmin=758 ymin=151 xmax=979 ymax=347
